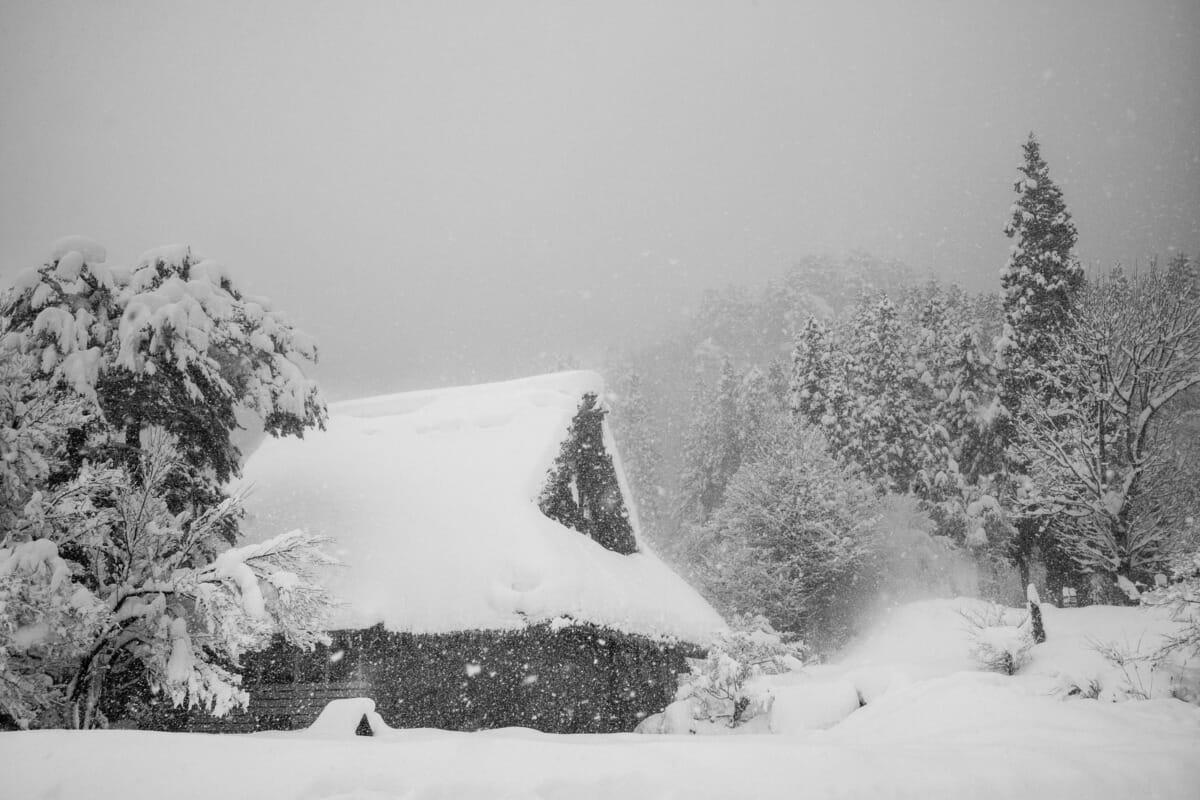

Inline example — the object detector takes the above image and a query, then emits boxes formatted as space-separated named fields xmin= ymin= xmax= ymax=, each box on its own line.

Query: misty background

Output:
xmin=2 ymin=0 xmax=1197 ymax=399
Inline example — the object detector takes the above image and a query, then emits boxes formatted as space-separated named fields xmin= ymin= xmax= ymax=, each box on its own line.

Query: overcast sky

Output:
xmin=2 ymin=1 xmax=1197 ymax=398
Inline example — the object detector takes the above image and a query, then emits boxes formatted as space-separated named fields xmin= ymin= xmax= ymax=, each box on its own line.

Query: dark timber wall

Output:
xmin=154 ymin=622 xmax=692 ymax=734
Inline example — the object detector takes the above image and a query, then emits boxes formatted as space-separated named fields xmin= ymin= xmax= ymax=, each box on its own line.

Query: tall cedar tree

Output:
xmin=997 ymin=134 xmax=1084 ymax=593
xmin=1000 ymin=133 xmax=1084 ymax=373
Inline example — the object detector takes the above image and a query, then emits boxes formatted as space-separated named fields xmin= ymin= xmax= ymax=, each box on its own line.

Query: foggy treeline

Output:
xmin=604 ymin=139 xmax=1200 ymax=655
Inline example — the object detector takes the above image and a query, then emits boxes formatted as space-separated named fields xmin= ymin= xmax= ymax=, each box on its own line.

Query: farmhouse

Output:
xmin=178 ymin=371 xmax=723 ymax=734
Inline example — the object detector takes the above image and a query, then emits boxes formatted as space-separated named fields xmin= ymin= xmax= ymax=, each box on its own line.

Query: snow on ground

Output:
xmin=4 ymin=597 xmax=1198 ymax=799
xmin=234 ymin=371 xmax=724 ymax=642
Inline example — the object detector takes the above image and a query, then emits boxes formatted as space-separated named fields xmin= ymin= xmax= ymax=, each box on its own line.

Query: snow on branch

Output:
xmin=1011 ymin=263 xmax=1200 ymax=586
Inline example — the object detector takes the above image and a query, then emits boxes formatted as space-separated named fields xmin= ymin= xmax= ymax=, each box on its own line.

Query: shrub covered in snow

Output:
xmin=1135 ymin=548 xmax=1200 ymax=701
xmin=691 ymin=421 xmax=882 ymax=650
xmin=676 ymin=616 xmax=805 ymax=728
xmin=0 ymin=425 xmax=336 ymax=729
xmin=959 ymin=600 xmax=1035 ymax=676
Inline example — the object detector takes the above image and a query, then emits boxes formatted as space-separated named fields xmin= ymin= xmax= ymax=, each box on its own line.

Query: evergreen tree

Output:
xmin=676 ymin=360 xmax=744 ymax=524
xmin=1 ymin=242 xmax=327 ymax=529
xmin=790 ymin=318 xmax=836 ymax=429
xmin=995 ymin=134 xmax=1085 ymax=592
xmin=0 ymin=243 xmax=335 ymax=729
xmin=538 ymin=393 xmax=638 ymax=555
xmin=999 ymin=132 xmax=1084 ymax=374
xmin=735 ymin=365 xmax=775 ymax=456
xmin=837 ymin=295 xmax=922 ymax=491
xmin=693 ymin=420 xmax=881 ymax=649
xmin=610 ymin=370 xmax=665 ymax=535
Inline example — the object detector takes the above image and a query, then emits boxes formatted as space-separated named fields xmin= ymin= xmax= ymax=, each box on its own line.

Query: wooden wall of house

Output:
xmin=131 ymin=622 xmax=694 ymax=734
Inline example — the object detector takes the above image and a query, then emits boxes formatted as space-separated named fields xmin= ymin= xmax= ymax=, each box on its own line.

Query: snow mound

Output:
xmin=235 ymin=371 xmax=724 ymax=643
xmin=767 ymin=678 xmax=861 ymax=733
xmin=755 ymin=596 xmax=1198 ymax=735
xmin=303 ymin=698 xmax=394 ymax=739
xmin=797 ymin=598 xmax=1195 ymax=708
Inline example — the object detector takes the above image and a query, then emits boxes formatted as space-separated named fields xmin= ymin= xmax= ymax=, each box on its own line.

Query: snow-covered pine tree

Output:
xmin=995 ymin=135 xmax=1084 ymax=592
xmin=538 ymin=392 xmax=638 ymax=554
xmin=736 ymin=364 xmax=776 ymax=457
xmin=836 ymin=294 xmax=923 ymax=491
xmin=789 ymin=317 xmax=836 ymax=429
xmin=0 ymin=241 xmax=327 ymax=524
xmin=0 ymin=349 xmax=335 ymax=729
xmin=901 ymin=284 xmax=962 ymax=503
xmin=0 ymin=240 xmax=335 ymax=729
xmin=675 ymin=359 xmax=744 ymax=524
xmin=610 ymin=369 xmax=665 ymax=536
xmin=999 ymin=133 xmax=1084 ymax=376
xmin=692 ymin=418 xmax=880 ymax=649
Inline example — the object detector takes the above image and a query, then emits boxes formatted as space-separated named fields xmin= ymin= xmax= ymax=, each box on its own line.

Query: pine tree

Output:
xmin=0 ymin=240 xmax=334 ymax=728
xmin=676 ymin=360 xmax=744 ymax=524
xmin=1 ymin=242 xmax=327 ymax=527
xmin=693 ymin=420 xmax=880 ymax=648
xmin=1000 ymin=132 xmax=1084 ymax=374
xmin=539 ymin=393 xmax=638 ymax=555
xmin=0 ymin=330 xmax=333 ymax=730
xmin=995 ymin=135 xmax=1084 ymax=593
xmin=837 ymin=295 xmax=922 ymax=491
xmin=610 ymin=370 xmax=665 ymax=535
xmin=736 ymin=365 xmax=775 ymax=456
xmin=790 ymin=318 xmax=835 ymax=428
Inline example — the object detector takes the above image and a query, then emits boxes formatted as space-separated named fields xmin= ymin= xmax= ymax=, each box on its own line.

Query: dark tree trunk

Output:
xmin=125 ymin=421 xmax=143 ymax=483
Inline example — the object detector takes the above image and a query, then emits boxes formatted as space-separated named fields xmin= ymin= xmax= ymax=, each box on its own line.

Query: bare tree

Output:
xmin=1011 ymin=259 xmax=1200 ymax=594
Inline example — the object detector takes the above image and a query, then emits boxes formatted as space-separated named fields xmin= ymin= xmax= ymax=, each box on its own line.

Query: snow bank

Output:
xmin=234 ymin=371 xmax=724 ymax=642
xmin=5 ymin=597 xmax=1198 ymax=798
xmin=3 ymin=697 xmax=1197 ymax=800
xmin=761 ymin=596 xmax=1197 ymax=732
xmin=767 ymin=677 xmax=861 ymax=733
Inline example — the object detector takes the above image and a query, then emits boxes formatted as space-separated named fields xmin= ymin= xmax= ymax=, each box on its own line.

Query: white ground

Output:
xmin=4 ymin=598 xmax=1198 ymax=799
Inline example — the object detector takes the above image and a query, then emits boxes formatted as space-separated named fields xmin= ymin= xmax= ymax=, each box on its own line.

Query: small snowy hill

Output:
xmin=234 ymin=371 xmax=723 ymax=642
xmin=764 ymin=597 xmax=1200 ymax=735
xmin=4 ymin=597 xmax=1197 ymax=799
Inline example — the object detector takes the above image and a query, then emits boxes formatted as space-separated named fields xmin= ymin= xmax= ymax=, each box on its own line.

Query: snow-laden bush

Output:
xmin=693 ymin=422 xmax=881 ymax=650
xmin=1137 ymin=548 xmax=1200 ymax=701
xmin=677 ymin=616 xmax=805 ymax=728
xmin=0 ymin=539 xmax=106 ymax=728
xmin=0 ymin=426 xmax=337 ymax=729
xmin=959 ymin=601 xmax=1034 ymax=676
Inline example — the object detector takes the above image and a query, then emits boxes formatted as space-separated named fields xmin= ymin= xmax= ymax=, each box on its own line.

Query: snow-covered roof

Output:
xmin=235 ymin=371 xmax=724 ymax=643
